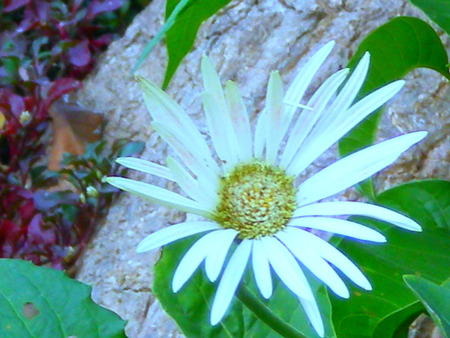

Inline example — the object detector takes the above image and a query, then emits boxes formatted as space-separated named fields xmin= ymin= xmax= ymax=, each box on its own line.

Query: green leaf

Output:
xmin=162 ymin=0 xmax=231 ymax=88
xmin=410 ymin=0 xmax=450 ymax=35
xmin=331 ymin=180 xmax=450 ymax=337
xmin=403 ymin=275 xmax=450 ymax=337
xmin=154 ymin=237 xmax=336 ymax=337
xmin=0 ymin=259 xmax=126 ymax=337
xmin=338 ymin=16 xmax=450 ymax=197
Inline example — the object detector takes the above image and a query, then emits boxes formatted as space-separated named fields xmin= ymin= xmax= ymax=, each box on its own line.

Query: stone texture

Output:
xmin=73 ymin=0 xmax=449 ymax=337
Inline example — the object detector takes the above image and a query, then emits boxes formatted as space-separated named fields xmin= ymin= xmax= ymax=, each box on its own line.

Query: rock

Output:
xmin=74 ymin=0 xmax=449 ymax=336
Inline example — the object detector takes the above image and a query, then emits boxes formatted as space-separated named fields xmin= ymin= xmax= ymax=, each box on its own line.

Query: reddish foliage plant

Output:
xmin=0 ymin=0 xmax=146 ymax=270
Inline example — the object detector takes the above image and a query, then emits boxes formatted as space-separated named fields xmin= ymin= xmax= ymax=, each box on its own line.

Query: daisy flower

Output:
xmin=107 ymin=41 xmax=426 ymax=336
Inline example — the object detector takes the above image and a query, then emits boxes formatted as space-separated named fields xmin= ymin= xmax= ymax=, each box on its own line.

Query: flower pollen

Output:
xmin=214 ymin=161 xmax=297 ymax=239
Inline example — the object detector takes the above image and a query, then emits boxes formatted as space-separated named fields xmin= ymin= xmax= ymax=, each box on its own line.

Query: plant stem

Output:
xmin=236 ymin=285 xmax=305 ymax=338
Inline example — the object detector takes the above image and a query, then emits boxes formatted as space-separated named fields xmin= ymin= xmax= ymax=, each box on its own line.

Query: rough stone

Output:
xmin=73 ymin=0 xmax=449 ymax=337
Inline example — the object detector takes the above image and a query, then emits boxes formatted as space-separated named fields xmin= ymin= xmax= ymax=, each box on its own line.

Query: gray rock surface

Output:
xmin=74 ymin=0 xmax=449 ymax=336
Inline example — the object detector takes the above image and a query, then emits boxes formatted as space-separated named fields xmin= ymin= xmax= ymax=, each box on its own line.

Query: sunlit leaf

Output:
xmin=331 ymin=180 xmax=450 ymax=337
xmin=338 ymin=17 xmax=450 ymax=198
xmin=410 ymin=0 xmax=450 ymax=35
xmin=403 ymin=275 xmax=450 ymax=337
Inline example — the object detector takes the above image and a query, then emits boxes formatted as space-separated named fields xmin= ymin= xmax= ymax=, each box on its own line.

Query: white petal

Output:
xmin=254 ymin=108 xmax=267 ymax=159
xmin=201 ymin=55 xmax=226 ymax=106
xmin=267 ymin=230 xmax=326 ymax=335
xmin=136 ymin=221 xmax=219 ymax=253
xmin=225 ymin=80 xmax=253 ymax=161
xmin=172 ymin=230 xmax=224 ymax=292
xmin=166 ymin=156 xmax=201 ymax=199
xmin=202 ymin=92 xmax=236 ymax=168
xmin=116 ymin=157 xmax=174 ymax=181
xmin=205 ymin=229 xmax=238 ymax=282
xmin=288 ymin=79 xmax=405 ymax=176
xmin=269 ymin=42 xmax=335 ymax=164
xmin=296 ymin=131 xmax=427 ymax=206
xmin=265 ymin=70 xmax=284 ymax=164
xmin=276 ymin=231 xmax=349 ymax=298
xmin=106 ymin=177 xmax=212 ymax=217
xmin=252 ymin=239 xmax=273 ymax=299
xmin=211 ymin=240 xmax=252 ymax=325
xmin=166 ymin=156 xmax=216 ymax=208
xmin=294 ymin=201 xmax=421 ymax=231
xmin=325 ymin=52 xmax=370 ymax=115
xmin=202 ymin=56 xmax=239 ymax=168
xmin=334 ymin=80 xmax=405 ymax=132
xmin=260 ymin=237 xmax=314 ymax=300
xmin=151 ymin=121 xmax=217 ymax=184
xmin=197 ymin=173 xmax=219 ymax=208
xmin=288 ymin=217 xmax=386 ymax=242
xmin=280 ymin=68 xmax=350 ymax=168
xmin=138 ymin=76 xmax=217 ymax=172
xmin=284 ymin=41 xmax=335 ymax=112
xmin=285 ymin=227 xmax=371 ymax=290
xmin=299 ymin=297 xmax=325 ymax=337
xmin=286 ymin=53 xmax=370 ymax=175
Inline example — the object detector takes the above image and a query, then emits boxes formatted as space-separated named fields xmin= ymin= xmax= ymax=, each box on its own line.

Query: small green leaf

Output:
xmin=131 ymin=0 xmax=193 ymax=74
xmin=0 ymin=259 xmax=126 ymax=337
xmin=410 ymin=0 xmax=450 ymax=35
xmin=403 ymin=275 xmax=450 ymax=337
xmin=331 ymin=180 xmax=450 ymax=337
xmin=0 ymin=56 xmax=20 ymax=85
xmin=162 ymin=0 xmax=231 ymax=88
xmin=117 ymin=141 xmax=145 ymax=157
xmin=338 ymin=17 xmax=450 ymax=197
xmin=154 ymin=237 xmax=336 ymax=337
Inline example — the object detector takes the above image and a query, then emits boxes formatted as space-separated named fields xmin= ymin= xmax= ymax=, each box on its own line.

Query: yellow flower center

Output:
xmin=213 ymin=161 xmax=297 ymax=239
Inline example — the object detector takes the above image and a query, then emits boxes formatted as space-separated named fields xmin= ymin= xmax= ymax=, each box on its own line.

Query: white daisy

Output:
xmin=107 ymin=41 xmax=426 ymax=336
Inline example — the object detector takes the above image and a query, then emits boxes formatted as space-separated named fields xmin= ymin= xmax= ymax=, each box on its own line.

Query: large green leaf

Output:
xmin=0 ymin=259 xmax=126 ymax=337
xmin=154 ymin=237 xmax=336 ymax=337
xmin=338 ymin=17 xmax=450 ymax=198
xmin=403 ymin=275 xmax=450 ymax=337
xmin=163 ymin=0 xmax=231 ymax=88
xmin=331 ymin=180 xmax=450 ymax=337
xmin=410 ymin=0 xmax=450 ymax=35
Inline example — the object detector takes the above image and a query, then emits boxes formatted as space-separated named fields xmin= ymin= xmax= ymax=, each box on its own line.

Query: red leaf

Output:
xmin=85 ymin=0 xmax=123 ymax=20
xmin=35 ymin=1 xmax=50 ymax=22
xmin=67 ymin=40 xmax=91 ymax=67
xmin=0 ymin=90 xmax=25 ymax=116
xmin=45 ymin=78 xmax=81 ymax=105
xmin=0 ymin=219 xmax=26 ymax=257
xmin=3 ymin=0 xmax=29 ymax=13
xmin=27 ymin=214 xmax=55 ymax=245
xmin=16 ymin=6 xmax=39 ymax=33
